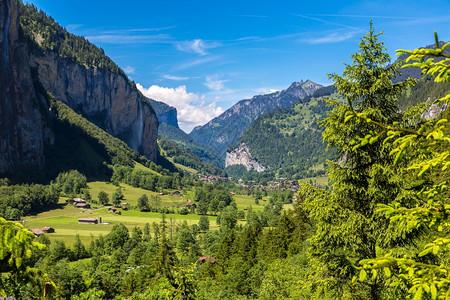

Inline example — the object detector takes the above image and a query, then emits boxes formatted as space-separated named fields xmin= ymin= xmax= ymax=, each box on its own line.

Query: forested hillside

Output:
xmin=230 ymin=87 xmax=340 ymax=178
xmin=159 ymin=123 xmax=223 ymax=168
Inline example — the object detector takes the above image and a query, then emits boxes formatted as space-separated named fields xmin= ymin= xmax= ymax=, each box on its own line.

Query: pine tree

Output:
xmin=304 ymin=23 xmax=414 ymax=299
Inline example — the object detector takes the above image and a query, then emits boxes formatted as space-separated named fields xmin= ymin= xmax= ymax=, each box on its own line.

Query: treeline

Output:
xmin=158 ymin=136 xmax=222 ymax=175
xmin=19 ymin=3 xmax=125 ymax=76
xmin=7 ymin=194 xmax=302 ymax=299
xmin=111 ymin=165 xmax=183 ymax=192
xmin=0 ymin=170 xmax=87 ymax=220
xmin=158 ymin=123 xmax=224 ymax=168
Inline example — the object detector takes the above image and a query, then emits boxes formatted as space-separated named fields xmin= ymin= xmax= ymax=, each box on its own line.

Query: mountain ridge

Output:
xmin=189 ymin=79 xmax=323 ymax=160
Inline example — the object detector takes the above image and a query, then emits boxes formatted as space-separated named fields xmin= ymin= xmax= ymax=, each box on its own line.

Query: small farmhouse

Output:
xmin=78 ymin=218 xmax=98 ymax=224
xmin=183 ymin=202 xmax=197 ymax=209
xmin=198 ymin=256 xmax=216 ymax=263
xmin=31 ymin=228 xmax=44 ymax=236
xmin=42 ymin=227 xmax=55 ymax=233
xmin=75 ymin=202 xmax=91 ymax=209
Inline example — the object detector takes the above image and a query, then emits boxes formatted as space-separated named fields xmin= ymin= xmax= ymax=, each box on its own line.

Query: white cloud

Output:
xmin=137 ymin=83 xmax=224 ymax=133
xmin=163 ymin=74 xmax=190 ymax=81
xmin=204 ymin=75 xmax=229 ymax=91
xmin=304 ymin=31 xmax=361 ymax=44
xmin=123 ymin=66 xmax=135 ymax=74
xmin=255 ymin=87 xmax=280 ymax=95
xmin=176 ymin=39 xmax=221 ymax=56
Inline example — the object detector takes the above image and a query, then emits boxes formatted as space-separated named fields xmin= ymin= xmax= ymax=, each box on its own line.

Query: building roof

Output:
xmin=78 ymin=218 xmax=98 ymax=222
xmin=31 ymin=228 xmax=44 ymax=236
xmin=184 ymin=202 xmax=196 ymax=206
xmin=198 ymin=256 xmax=215 ymax=263
xmin=42 ymin=227 xmax=53 ymax=230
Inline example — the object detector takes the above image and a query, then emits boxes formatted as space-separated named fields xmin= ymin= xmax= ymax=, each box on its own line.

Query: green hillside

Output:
xmin=158 ymin=136 xmax=222 ymax=175
xmin=235 ymin=92 xmax=342 ymax=179
xmin=159 ymin=123 xmax=223 ymax=167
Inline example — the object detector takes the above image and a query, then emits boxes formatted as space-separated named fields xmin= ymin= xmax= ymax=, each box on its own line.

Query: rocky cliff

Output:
xmin=0 ymin=0 xmax=50 ymax=174
xmin=30 ymin=52 xmax=158 ymax=161
xmin=148 ymin=98 xmax=179 ymax=128
xmin=16 ymin=2 xmax=159 ymax=162
xmin=190 ymin=80 xmax=322 ymax=160
xmin=225 ymin=143 xmax=266 ymax=172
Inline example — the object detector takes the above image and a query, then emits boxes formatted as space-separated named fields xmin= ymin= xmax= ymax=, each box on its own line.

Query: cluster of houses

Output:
xmin=30 ymin=227 xmax=55 ymax=237
xmin=194 ymin=174 xmax=231 ymax=183
xmin=67 ymin=197 xmax=91 ymax=209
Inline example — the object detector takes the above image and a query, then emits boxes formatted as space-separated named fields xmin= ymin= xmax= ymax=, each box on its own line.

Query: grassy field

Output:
xmin=23 ymin=204 xmax=220 ymax=245
xmin=299 ymin=175 xmax=329 ymax=186
xmin=22 ymin=181 xmax=296 ymax=246
xmin=88 ymin=181 xmax=187 ymax=207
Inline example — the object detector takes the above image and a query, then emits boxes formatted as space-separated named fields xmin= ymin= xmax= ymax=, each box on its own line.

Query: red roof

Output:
xmin=198 ymin=256 xmax=215 ymax=263
xmin=31 ymin=228 xmax=44 ymax=236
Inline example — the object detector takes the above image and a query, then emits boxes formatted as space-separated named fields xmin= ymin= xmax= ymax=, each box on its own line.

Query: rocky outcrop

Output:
xmin=190 ymin=80 xmax=322 ymax=160
xmin=226 ymin=143 xmax=266 ymax=172
xmin=0 ymin=0 xmax=50 ymax=174
xmin=422 ymin=102 xmax=448 ymax=119
xmin=30 ymin=52 xmax=158 ymax=161
xmin=148 ymin=98 xmax=179 ymax=128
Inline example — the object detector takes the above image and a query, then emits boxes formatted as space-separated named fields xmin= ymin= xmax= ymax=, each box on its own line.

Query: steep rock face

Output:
xmin=0 ymin=0 xmax=49 ymax=174
xmin=190 ymin=80 xmax=322 ymax=160
xmin=148 ymin=98 xmax=179 ymax=128
xmin=30 ymin=52 xmax=158 ymax=161
xmin=225 ymin=143 xmax=266 ymax=172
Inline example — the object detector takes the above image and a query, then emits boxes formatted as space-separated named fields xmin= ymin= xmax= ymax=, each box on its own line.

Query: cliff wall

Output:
xmin=225 ymin=143 xmax=266 ymax=172
xmin=0 ymin=0 xmax=49 ymax=174
xmin=31 ymin=52 xmax=158 ymax=161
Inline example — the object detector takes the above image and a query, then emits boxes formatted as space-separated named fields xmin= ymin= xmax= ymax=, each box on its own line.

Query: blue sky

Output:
xmin=25 ymin=0 xmax=450 ymax=132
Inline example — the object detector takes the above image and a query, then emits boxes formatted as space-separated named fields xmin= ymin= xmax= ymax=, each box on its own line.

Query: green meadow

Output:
xmin=22 ymin=182 xmax=274 ymax=246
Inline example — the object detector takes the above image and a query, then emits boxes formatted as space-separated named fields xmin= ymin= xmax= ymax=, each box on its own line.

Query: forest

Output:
xmin=1 ymin=21 xmax=449 ymax=300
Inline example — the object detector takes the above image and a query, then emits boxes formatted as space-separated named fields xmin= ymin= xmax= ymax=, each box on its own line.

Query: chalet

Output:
xmin=75 ymin=202 xmax=91 ymax=209
xmin=42 ymin=227 xmax=55 ymax=233
xmin=78 ymin=218 xmax=98 ymax=224
xmin=114 ymin=211 xmax=121 ymax=215
xmin=108 ymin=207 xmax=117 ymax=212
xmin=183 ymin=202 xmax=197 ymax=209
xmin=121 ymin=206 xmax=128 ymax=210
xmin=198 ymin=256 xmax=215 ymax=263
xmin=230 ymin=192 xmax=235 ymax=195
xmin=243 ymin=207 xmax=248 ymax=210
xmin=31 ymin=228 xmax=44 ymax=237
xmin=67 ymin=197 xmax=85 ymax=205
xmin=171 ymin=190 xmax=181 ymax=196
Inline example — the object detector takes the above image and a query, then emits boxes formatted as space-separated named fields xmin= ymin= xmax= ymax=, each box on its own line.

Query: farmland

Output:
xmin=22 ymin=182 xmax=272 ymax=246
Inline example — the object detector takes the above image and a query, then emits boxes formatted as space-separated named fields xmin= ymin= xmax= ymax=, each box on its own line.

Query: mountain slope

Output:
xmin=226 ymin=86 xmax=339 ymax=179
xmin=19 ymin=3 xmax=159 ymax=161
xmin=148 ymin=99 xmax=179 ymax=128
xmin=190 ymin=80 xmax=323 ymax=160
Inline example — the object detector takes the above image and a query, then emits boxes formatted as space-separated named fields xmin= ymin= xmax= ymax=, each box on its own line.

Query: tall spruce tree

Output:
xmin=303 ymin=23 xmax=415 ymax=299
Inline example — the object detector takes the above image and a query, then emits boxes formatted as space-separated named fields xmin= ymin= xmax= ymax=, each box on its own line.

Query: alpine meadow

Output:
xmin=0 ymin=0 xmax=449 ymax=299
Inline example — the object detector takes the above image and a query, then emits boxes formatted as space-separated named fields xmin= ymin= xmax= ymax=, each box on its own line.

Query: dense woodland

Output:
xmin=1 ymin=5 xmax=449 ymax=299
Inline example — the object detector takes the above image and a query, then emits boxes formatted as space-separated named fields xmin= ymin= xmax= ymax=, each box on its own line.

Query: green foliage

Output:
xmin=158 ymin=136 xmax=222 ymax=175
xmin=198 ymin=215 xmax=210 ymax=231
xmin=303 ymin=23 xmax=417 ymax=299
xmin=97 ymin=191 xmax=109 ymax=205
xmin=50 ymin=98 xmax=138 ymax=168
xmin=348 ymin=34 xmax=450 ymax=300
xmin=137 ymin=194 xmax=150 ymax=212
xmin=238 ymin=92 xmax=339 ymax=179
xmin=20 ymin=3 xmax=125 ymax=75
xmin=158 ymin=123 xmax=223 ymax=168
xmin=0 ymin=218 xmax=50 ymax=298
xmin=56 ymin=170 xmax=87 ymax=196
xmin=0 ymin=183 xmax=59 ymax=219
